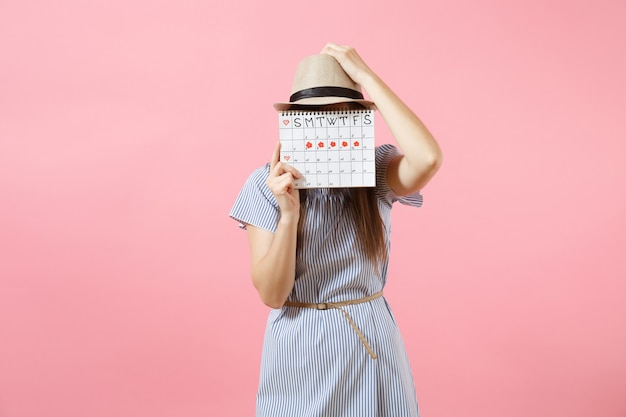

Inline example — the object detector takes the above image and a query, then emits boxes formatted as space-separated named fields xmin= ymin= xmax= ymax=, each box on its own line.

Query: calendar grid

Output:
xmin=279 ymin=110 xmax=376 ymax=188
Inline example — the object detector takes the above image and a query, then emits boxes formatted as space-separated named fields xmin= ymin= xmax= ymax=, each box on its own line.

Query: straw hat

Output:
xmin=273 ymin=54 xmax=375 ymax=111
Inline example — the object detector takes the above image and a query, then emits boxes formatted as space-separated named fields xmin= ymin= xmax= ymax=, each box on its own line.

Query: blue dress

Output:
xmin=229 ymin=144 xmax=423 ymax=417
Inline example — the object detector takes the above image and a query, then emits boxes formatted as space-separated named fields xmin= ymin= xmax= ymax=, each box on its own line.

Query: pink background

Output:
xmin=1 ymin=0 xmax=625 ymax=416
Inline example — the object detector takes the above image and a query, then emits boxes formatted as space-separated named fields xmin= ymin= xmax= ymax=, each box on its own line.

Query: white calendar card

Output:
xmin=278 ymin=109 xmax=376 ymax=188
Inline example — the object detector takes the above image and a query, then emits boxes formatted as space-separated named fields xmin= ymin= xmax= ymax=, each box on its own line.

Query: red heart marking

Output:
xmin=282 ymin=120 xmax=290 ymax=126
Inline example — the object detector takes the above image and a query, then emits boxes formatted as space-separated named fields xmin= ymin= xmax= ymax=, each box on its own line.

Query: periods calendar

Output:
xmin=278 ymin=109 xmax=376 ymax=188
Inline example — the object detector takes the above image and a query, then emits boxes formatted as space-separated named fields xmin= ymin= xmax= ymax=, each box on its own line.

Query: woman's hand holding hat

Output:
xmin=322 ymin=42 xmax=443 ymax=196
xmin=320 ymin=43 xmax=375 ymax=88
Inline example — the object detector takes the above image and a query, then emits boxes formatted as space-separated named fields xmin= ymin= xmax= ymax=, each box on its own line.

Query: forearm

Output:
xmin=362 ymin=73 xmax=442 ymax=187
xmin=251 ymin=217 xmax=298 ymax=308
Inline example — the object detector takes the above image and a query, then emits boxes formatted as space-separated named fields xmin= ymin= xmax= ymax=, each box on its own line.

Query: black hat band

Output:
xmin=289 ymin=86 xmax=364 ymax=103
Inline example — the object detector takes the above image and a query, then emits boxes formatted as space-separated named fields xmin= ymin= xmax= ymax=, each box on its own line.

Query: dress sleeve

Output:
xmin=375 ymin=144 xmax=424 ymax=208
xmin=229 ymin=164 xmax=280 ymax=233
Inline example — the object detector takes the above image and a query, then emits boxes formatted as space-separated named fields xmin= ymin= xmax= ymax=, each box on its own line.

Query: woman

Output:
xmin=230 ymin=43 xmax=442 ymax=417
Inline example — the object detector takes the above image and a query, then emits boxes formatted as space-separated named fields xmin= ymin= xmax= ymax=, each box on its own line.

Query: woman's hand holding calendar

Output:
xmin=266 ymin=142 xmax=301 ymax=223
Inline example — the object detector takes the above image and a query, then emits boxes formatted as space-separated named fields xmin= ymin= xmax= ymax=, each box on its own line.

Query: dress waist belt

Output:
xmin=283 ymin=291 xmax=383 ymax=360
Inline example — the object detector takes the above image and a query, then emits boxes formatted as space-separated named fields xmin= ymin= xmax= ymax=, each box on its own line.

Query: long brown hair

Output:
xmin=289 ymin=103 xmax=386 ymax=264
xmin=297 ymin=187 xmax=387 ymax=264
